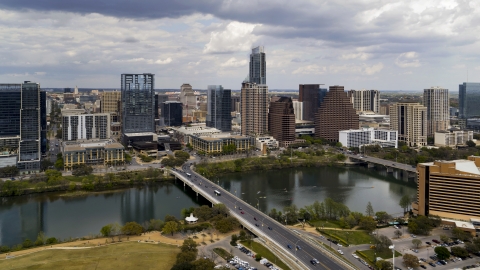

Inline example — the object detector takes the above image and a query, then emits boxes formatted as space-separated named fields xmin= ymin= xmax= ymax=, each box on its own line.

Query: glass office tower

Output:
xmin=249 ymin=46 xmax=266 ymax=85
xmin=121 ymin=74 xmax=155 ymax=134
xmin=206 ymin=85 xmax=232 ymax=131
xmin=459 ymin=82 xmax=480 ymax=119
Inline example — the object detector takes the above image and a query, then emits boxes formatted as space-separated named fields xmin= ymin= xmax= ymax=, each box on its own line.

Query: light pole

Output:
xmin=389 ymin=244 xmax=395 ymax=269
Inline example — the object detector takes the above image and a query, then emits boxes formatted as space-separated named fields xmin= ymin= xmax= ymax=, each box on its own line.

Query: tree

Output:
xmin=121 ymin=222 xmax=143 ymax=235
xmin=374 ymin=235 xmax=393 ymax=252
xmin=191 ymin=258 xmax=216 ymax=270
xmin=34 ymin=231 xmax=45 ymax=246
xmin=72 ymin=164 xmax=93 ymax=176
xmin=165 ymin=214 xmax=178 ymax=223
xmin=399 ymin=195 xmax=412 ymax=213
xmin=408 ymin=216 xmax=433 ymax=235
xmin=45 ymin=237 xmax=58 ymax=245
xmin=440 ymin=234 xmax=451 ymax=243
xmin=375 ymin=211 xmax=391 ymax=224
xmin=403 ymin=254 xmax=419 ymax=268
xmin=180 ymin=238 xmax=198 ymax=253
xmin=428 ymin=215 xmax=442 ymax=227
xmin=359 ymin=216 xmax=377 ymax=233
xmin=451 ymin=246 xmax=468 ymax=258
xmin=466 ymin=140 xmax=476 ymax=147
xmin=394 ymin=229 xmax=403 ymax=238
xmin=465 ymin=242 xmax=480 ymax=254
xmin=434 ymin=246 xmax=450 ymax=260
xmin=412 ymin=239 xmax=422 ymax=248
xmin=452 ymin=228 xmax=472 ymax=241
xmin=365 ymin=201 xmax=374 ymax=217
xmin=163 ymin=221 xmax=179 ymax=236
xmin=100 ymin=224 xmax=113 ymax=237
xmin=376 ymin=260 xmax=393 ymax=270
xmin=22 ymin=239 xmax=33 ymax=248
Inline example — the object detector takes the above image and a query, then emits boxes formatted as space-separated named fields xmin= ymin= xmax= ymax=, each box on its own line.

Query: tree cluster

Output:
xmin=170 ymin=238 xmax=216 ymax=270
xmin=161 ymin=151 xmax=190 ymax=167
xmin=222 ymin=144 xmax=237 ymax=154
xmin=408 ymin=215 xmax=441 ymax=235
xmin=72 ymin=164 xmax=93 ymax=176
xmin=0 ymin=165 xmax=19 ymax=177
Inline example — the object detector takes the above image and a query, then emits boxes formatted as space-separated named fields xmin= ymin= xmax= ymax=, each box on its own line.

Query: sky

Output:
xmin=0 ymin=0 xmax=479 ymax=91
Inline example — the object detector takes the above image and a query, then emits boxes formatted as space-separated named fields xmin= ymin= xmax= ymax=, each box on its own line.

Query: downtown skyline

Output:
xmin=0 ymin=0 xmax=479 ymax=91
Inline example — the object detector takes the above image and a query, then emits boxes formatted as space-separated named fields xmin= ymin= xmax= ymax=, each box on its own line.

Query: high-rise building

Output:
xmin=241 ymin=82 xmax=269 ymax=136
xmin=101 ymin=90 xmax=121 ymax=122
xmin=18 ymin=81 xmax=41 ymax=172
xmin=423 ymin=87 xmax=449 ymax=137
xmin=121 ymin=73 xmax=155 ymax=135
xmin=231 ymin=96 xmax=241 ymax=112
xmin=64 ymin=88 xmax=72 ymax=93
xmin=62 ymin=113 xmax=110 ymax=141
xmin=163 ymin=101 xmax=183 ymax=126
xmin=459 ymin=82 xmax=480 ymax=119
xmin=389 ymin=102 xmax=427 ymax=147
xmin=268 ymin=97 xmax=295 ymax=146
xmin=0 ymin=84 xmax=22 ymax=154
xmin=315 ymin=85 xmax=359 ymax=142
xmin=74 ymin=85 xmax=78 ymax=95
xmin=180 ymin=84 xmax=197 ymax=117
xmin=40 ymin=91 xmax=47 ymax=155
xmin=249 ymin=46 xmax=266 ymax=84
xmin=206 ymin=85 xmax=232 ymax=131
xmin=347 ymin=89 xmax=380 ymax=113
xmin=299 ymin=84 xmax=327 ymax=121
xmin=155 ymin=94 xmax=169 ymax=119
xmin=292 ymin=100 xmax=303 ymax=121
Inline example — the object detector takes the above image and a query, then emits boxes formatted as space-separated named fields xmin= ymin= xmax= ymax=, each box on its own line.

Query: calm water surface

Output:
xmin=0 ymin=166 xmax=416 ymax=247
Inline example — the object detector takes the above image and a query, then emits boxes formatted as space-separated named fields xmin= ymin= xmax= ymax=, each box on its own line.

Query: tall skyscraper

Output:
xmin=347 ymin=89 xmax=380 ymax=113
xmin=299 ymin=84 xmax=327 ymax=121
xmin=163 ymin=101 xmax=183 ymax=126
xmin=459 ymin=82 xmax=480 ymax=119
xmin=180 ymin=83 xmax=197 ymax=117
xmin=101 ymin=90 xmax=121 ymax=122
xmin=268 ymin=97 xmax=295 ymax=146
xmin=155 ymin=94 xmax=169 ymax=119
xmin=40 ymin=91 xmax=47 ymax=156
xmin=249 ymin=46 xmax=266 ymax=84
xmin=206 ymin=85 xmax=232 ymax=131
xmin=389 ymin=102 xmax=427 ymax=147
xmin=423 ymin=87 xmax=449 ymax=137
xmin=315 ymin=85 xmax=359 ymax=142
xmin=121 ymin=73 xmax=155 ymax=135
xmin=292 ymin=100 xmax=303 ymax=121
xmin=241 ymin=82 xmax=269 ymax=136
xmin=0 ymin=84 xmax=22 ymax=153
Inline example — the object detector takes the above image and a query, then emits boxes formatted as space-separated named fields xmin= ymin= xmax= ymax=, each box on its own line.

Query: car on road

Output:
xmin=268 ymin=227 xmax=272 ymax=230
xmin=238 ymin=207 xmax=242 ymax=210
xmin=287 ymin=244 xmax=292 ymax=249
xmin=337 ymin=250 xmax=344 ymax=255
xmin=255 ymin=223 xmax=259 ymax=227
xmin=426 ymin=241 xmax=431 ymax=245
xmin=411 ymin=234 xmax=416 ymax=238
xmin=240 ymin=211 xmax=244 ymax=214
xmin=310 ymin=258 xmax=319 ymax=265
xmin=296 ymin=245 xmax=302 ymax=250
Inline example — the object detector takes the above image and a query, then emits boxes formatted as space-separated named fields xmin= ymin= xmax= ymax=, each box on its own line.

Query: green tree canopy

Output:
xmin=434 ymin=246 xmax=450 ymax=260
xmin=365 ymin=201 xmax=374 ymax=216
xmin=403 ymin=254 xmax=419 ymax=268
xmin=163 ymin=221 xmax=179 ymax=236
xmin=451 ymin=246 xmax=468 ymax=258
xmin=100 ymin=224 xmax=113 ymax=237
xmin=399 ymin=195 xmax=412 ymax=213
xmin=376 ymin=260 xmax=392 ymax=270
xmin=412 ymin=239 xmax=422 ymax=248
xmin=191 ymin=258 xmax=216 ymax=270
xmin=121 ymin=222 xmax=143 ymax=235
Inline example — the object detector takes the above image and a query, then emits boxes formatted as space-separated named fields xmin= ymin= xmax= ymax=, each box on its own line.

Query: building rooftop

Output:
xmin=104 ymin=143 xmax=124 ymax=149
xmin=64 ymin=146 xmax=86 ymax=152
xmin=421 ymin=159 xmax=480 ymax=175
xmin=442 ymin=219 xmax=475 ymax=230
xmin=123 ymin=132 xmax=156 ymax=137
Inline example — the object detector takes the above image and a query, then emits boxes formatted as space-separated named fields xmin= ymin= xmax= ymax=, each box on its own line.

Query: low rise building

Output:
xmin=339 ymin=127 xmax=398 ymax=148
xmin=63 ymin=140 xmax=124 ymax=170
xmin=434 ymin=129 xmax=473 ymax=147
xmin=190 ymin=134 xmax=254 ymax=154
xmin=256 ymin=136 xmax=279 ymax=150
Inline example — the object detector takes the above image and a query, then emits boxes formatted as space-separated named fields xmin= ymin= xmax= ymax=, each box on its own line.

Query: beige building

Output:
xmin=180 ymin=84 xmax=197 ymax=117
xmin=100 ymin=90 xmax=121 ymax=122
xmin=434 ymin=129 xmax=473 ymax=147
xmin=423 ymin=87 xmax=449 ymax=137
xmin=389 ymin=102 xmax=427 ymax=147
xmin=241 ymin=82 xmax=269 ymax=136
xmin=347 ymin=89 xmax=380 ymax=114
xmin=190 ymin=134 xmax=254 ymax=154
xmin=413 ymin=157 xmax=480 ymax=233
xmin=63 ymin=141 xmax=124 ymax=170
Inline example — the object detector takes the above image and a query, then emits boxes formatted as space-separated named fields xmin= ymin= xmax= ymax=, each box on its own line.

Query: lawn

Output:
xmin=0 ymin=242 xmax=179 ymax=270
xmin=213 ymin=247 xmax=233 ymax=260
xmin=239 ymin=241 xmax=291 ymax=270
xmin=356 ymin=249 xmax=402 ymax=265
xmin=309 ymin=219 xmax=343 ymax=229
xmin=318 ymin=229 xmax=374 ymax=245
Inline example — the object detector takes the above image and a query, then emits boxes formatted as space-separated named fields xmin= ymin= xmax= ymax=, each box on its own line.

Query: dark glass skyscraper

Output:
xmin=249 ymin=46 xmax=266 ymax=84
xmin=299 ymin=84 xmax=327 ymax=121
xmin=40 ymin=91 xmax=47 ymax=155
xmin=121 ymin=74 xmax=155 ymax=134
xmin=459 ymin=82 xmax=480 ymax=119
xmin=206 ymin=85 xmax=232 ymax=131
xmin=155 ymin=94 xmax=169 ymax=119
xmin=162 ymin=101 xmax=183 ymax=126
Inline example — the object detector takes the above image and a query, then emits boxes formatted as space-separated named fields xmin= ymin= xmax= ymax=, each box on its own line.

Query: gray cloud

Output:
xmin=123 ymin=37 xmax=139 ymax=43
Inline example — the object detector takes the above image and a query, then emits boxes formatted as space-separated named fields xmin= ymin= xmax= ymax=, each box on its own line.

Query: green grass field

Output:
xmin=319 ymin=229 xmax=374 ymax=245
xmin=357 ymin=248 xmax=402 ymax=263
xmin=309 ymin=219 xmax=343 ymax=229
xmin=0 ymin=242 xmax=179 ymax=270
xmin=240 ymin=241 xmax=291 ymax=270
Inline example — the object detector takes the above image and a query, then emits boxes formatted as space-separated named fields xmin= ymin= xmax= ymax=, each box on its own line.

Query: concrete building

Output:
xmin=206 ymin=85 xmax=232 ymax=131
xmin=268 ymin=96 xmax=295 ymax=147
xmin=64 ymin=93 xmax=76 ymax=104
xmin=434 ymin=129 xmax=473 ymax=147
xmin=423 ymin=87 xmax=449 ymax=137
xmin=315 ymin=85 xmax=359 ymax=142
xmin=190 ymin=134 xmax=254 ymax=154
xmin=347 ymin=89 xmax=380 ymax=113
xmin=100 ymin=90 xmax=121 ymax=122
xmin=155 ymin=94 xmax=169 ymax=119
xmin=255 ymin=136 xmax=279 ymax=150
xmin=292 ymin=100 xmax=303 ymax=121
xmin=413 ymin=157 xmax=480 ymax=228
xmin=180 ymin=84 xmax=197 ymax=117
xmin=459 ymin=82 xmax=480 ymax=119
xmin=163 ymin=101 xmax=183 ymax=126
xmin=121 ymin=73 xmax=155 ymax=135
xmin=231 ymin=96 xmax=241 ymax=112
xmin=380 ymin=104 xmax=390 ymax=115
xmin=241 ymin=82 xmax=268 ymax=136
xmin=389 ymin=102 xmax=427 ymax=147
xmin=339 ymin=127 xmax=398 ymax=148
xmin=358 ymin=112 xmax=390 ymax=129
xmin=63 ymin=140 xmax=124 ymax=170
xmin=62 ymin=113 xmax=110 ymax=141
xmin=249 ymin=46 xmax=266 ymax=85
xmin=299 ymin=84 xmax=327 ymax=122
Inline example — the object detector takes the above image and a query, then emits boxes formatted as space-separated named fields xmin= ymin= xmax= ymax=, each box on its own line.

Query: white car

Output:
xmin=337 ymin=250 xmax=344 ymax=255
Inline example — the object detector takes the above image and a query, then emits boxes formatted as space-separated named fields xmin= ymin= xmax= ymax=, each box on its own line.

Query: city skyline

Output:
xmin=0 ymin=1 xmax=478 ymax=91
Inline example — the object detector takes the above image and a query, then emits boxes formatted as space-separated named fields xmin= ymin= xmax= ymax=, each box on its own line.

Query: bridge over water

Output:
xmin=345 ymin=153 xmax=417 ymax=178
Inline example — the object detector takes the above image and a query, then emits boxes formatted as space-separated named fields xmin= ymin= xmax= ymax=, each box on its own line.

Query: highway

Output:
xmin=171 ymin=161 xmax=348 ymax=270
xmin=345 ymin=153 xmax=417 ymax=173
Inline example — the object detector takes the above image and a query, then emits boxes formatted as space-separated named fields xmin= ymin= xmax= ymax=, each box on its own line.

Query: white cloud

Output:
xmin=340 ymin=52 xmax=372 ymax=61
xmin=292 ymin=65 xmax=325 ymax=75
xmin=203 ymin=21 xmax=259 ymax=54
xmin=155 ymin=58 xmax=172 ymax=65
xmin=395 ymin=52 xmax=421 ymax=68
xmin=220 ymin=57 xmax=247 ymax=68
xmin=34 ymin=72 xmax=46 ymax=76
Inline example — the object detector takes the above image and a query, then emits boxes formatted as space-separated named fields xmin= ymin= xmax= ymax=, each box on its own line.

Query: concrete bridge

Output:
xmin=345 ymin=153 xmax=417 ymax=178
xmin=169 ymin=163 xmax=355 ymax=270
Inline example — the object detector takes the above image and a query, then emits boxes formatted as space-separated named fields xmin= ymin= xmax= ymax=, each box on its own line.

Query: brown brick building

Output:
xmin=315 ymin=85 xmax=359 ymax=142
xmin=268 ymin=96 xmax=295 ymax=146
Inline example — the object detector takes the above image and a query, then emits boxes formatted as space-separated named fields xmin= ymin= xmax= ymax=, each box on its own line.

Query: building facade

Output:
xmin=434 ymin=129 xmax=473 ymax=147
xmin=413 ymin=157 xmax=480 ymax=222
xmin=180 ymin=84 xmax=197 ymax=117
xmin=121 ymin=73 xmax=155 ymax=135
xmin=206 ymin=85 xmax=232 ymax=131
xmin=190 ymin=135 xmax=254 ymax=154
xmin=423 ymin=87 xmax=449 ymax=137
xmin=63 ymin=142 xmax=124 ymax=170
xmin=339 ymin=127 xmax=398 ymax=148
xmin=163 ymin=101 xmax=183 ymax=126
xmin=240 ymin=82 xmax=269 ymax=136
xmin=231 ymin=96 xmax=241 ymax=112
xmin=347 ymin=89 xmax=380 ymax=113
xmin=249 ymin=46 xmax=266 ymax=84
xmin=268 ymin=97 xmax=295 ymax=146
xmin=315 ymin=85 xmax=359 ymax=142
xmin=389 ymin=102 xmax=427 ymax=147
xmin=299 ymin=84 xmax=327 ymax=121
xmin=292 ymin=100 xmax=303 ymax=121
xmin=100 ymin=90 xmax=121 ymax=122
xmin=62 ymin=113 xmax=110 ymax=141
xmin=155 ymin=94 xmax=169 ymax=119
xmin=459 ymin=82 xmax=480 ymax=119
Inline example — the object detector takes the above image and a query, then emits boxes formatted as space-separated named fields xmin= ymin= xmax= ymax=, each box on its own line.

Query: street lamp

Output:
xmin=389 ymin=244 xmax=395 ymax=269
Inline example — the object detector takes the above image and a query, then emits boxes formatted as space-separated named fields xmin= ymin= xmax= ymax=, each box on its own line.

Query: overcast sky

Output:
xmin=0 ymin=0 xmax=479 ymax=91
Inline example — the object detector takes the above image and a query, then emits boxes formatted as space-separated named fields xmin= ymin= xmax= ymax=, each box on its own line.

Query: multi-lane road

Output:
xmin=345 ymin=153 xmax=417 ymax=173
xmin=171 ymin=161 xmax=348 ymax=270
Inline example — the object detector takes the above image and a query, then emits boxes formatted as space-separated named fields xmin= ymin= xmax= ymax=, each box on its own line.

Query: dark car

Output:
xmin=287 ymin=244 xmax=292 ymax=249
xmin=428 ymin=262 xmax=436 ymax=267
xmin=240 ymin=211 xmax=244 ymax=214
xmin=432 ymin=239 xmax=440 ymax=244
xmin=268 ymin=227 xmax=272 ymax=230
xmin=255 ymin=223 xmax=259 ymax=227
xmin=420 ymin=265 xmax=426 ymax=269
xmin=426 ymin=241 xmax=431 ymax=245
xmin=254 ymin=217 xmax=257 ymax=221
xmin=296 ymin=245 xmax=302 ymax=250
xmin=238 ymin=207 xmax=242 ymax=210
